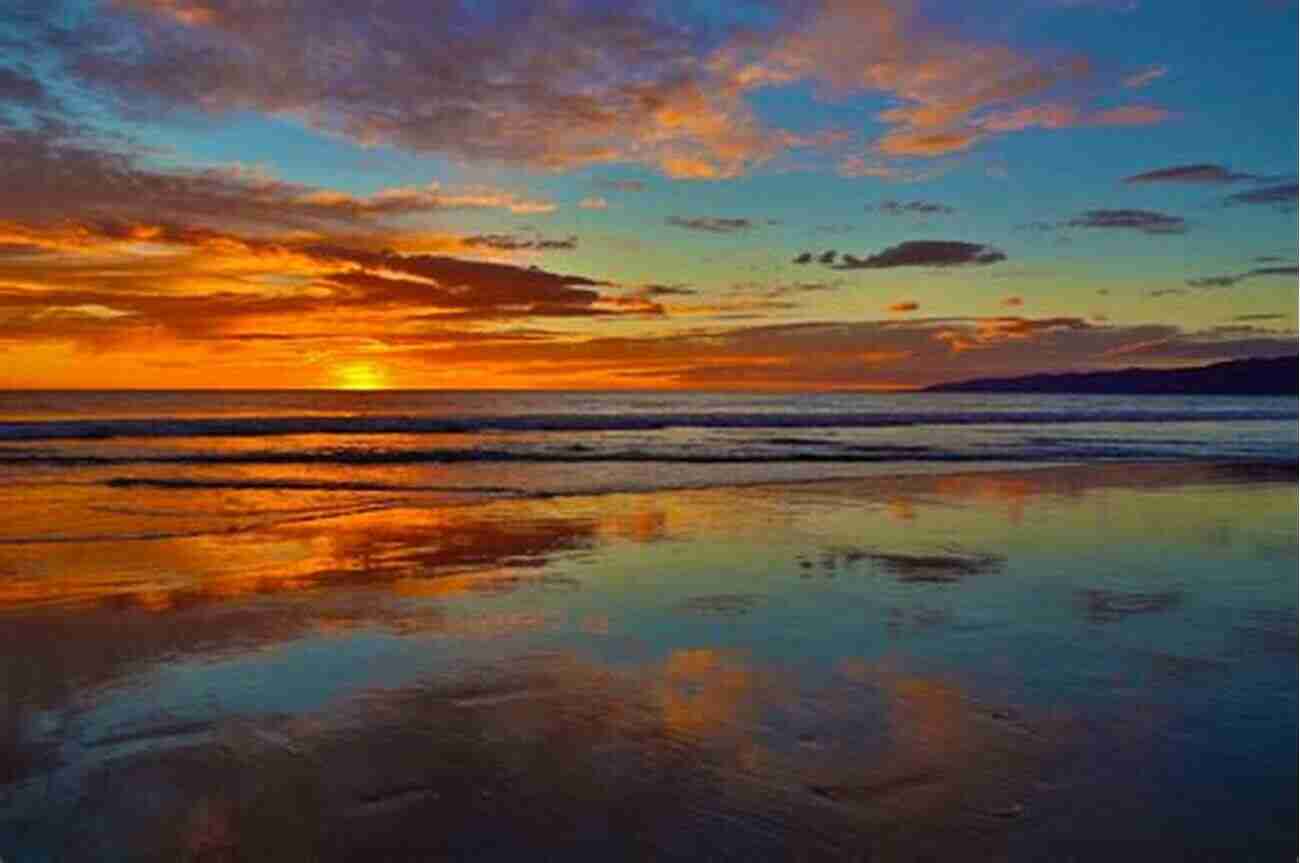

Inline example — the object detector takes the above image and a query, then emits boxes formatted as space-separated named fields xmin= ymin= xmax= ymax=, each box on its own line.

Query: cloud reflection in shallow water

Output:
xmin=0 ymin=463 xmax=1295 ymax=859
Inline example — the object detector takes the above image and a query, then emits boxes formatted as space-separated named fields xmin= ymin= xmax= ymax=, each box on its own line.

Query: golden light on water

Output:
xmin=333 ymin=362 xmax=389 ymax=390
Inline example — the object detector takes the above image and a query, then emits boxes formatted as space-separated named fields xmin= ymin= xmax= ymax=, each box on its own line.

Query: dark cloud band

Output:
xmin=828 ymin=241 xmax=1007 ymax=270
xmin=1066 ymin=209 xmax=1187 ymax=235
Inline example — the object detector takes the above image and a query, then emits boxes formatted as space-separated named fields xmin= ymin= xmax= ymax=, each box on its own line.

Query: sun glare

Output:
xmin=334 ymin=362 xmax=389 ymax=390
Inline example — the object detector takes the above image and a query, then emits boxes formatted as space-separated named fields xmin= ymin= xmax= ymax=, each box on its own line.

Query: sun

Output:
xmin=333 ymin=362 xmax=389 ymax=390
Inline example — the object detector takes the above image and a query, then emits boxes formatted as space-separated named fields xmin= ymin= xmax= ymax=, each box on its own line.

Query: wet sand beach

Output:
xmin=0 ymin=462 xmax=1295 ymax=861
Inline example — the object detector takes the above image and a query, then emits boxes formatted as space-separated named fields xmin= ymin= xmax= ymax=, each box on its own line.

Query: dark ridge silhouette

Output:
xmin=925 ymin=356 xmax=1298 ymax=395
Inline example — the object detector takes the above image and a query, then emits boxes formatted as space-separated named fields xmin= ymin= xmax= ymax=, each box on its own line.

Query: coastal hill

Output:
xmin=925 ymin=355 xmax=1298 ymax=395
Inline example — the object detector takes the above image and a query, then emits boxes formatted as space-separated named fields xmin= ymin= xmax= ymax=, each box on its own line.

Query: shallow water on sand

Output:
xmin=0 ymin=463 xmax=1295 ymax=861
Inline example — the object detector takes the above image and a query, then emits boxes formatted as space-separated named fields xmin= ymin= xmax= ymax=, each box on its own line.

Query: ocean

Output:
xmin=0 ymin=390 xmax=1296 ymax=860
xmin=2 ymin=389 xmax=1294 ymax=498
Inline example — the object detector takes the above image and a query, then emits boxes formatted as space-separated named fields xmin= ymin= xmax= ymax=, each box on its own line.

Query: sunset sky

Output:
xmin=0 ymin=0 xmax=1295 ymax=389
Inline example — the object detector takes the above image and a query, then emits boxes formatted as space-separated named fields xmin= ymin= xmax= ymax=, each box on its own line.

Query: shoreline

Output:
xmin=0 ymin=458 xmax=1293 ymax=613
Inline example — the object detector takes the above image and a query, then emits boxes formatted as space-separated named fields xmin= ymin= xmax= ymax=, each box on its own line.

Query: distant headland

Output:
xmin=925 ymin=355 xmax=1298 ymax=395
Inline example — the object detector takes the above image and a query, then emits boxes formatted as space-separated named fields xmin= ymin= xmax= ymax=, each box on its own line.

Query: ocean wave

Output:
xmin=0 ymin=500 xmax=406 ymax=544
xmin=0 ymin=407 xmax=1294 ymax=441
xmin=2 ymin=443 xmax=1292 ymax=468
xmin=101 ymin=477 xmax=524 ymax=493
xmin=2 ymin=445 xmax=964 ymax=466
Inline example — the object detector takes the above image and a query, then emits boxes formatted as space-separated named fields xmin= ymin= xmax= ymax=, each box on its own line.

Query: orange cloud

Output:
xmin=0 ymin=125 xmax=556 ymax=243
xmin=1088 ymin=105 xmax=1172 ymax=125
xmin=293 ymin=184 xmax=556 ymax=216
xmin=71 ymin=0 xmax=1132 ymax=177
xmin=2 ymin=292 xmax=1294 ymax=388
xmin=877 ymin=129 xmax=981 ymax=157
xmin=979 ymin=103 xmax=1080 ymax=132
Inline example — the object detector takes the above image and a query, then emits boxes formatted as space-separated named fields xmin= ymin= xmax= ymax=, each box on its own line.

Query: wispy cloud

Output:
xmin=1123 ymin=164 xmax=1259 ymax=184
xmin=1222 ymin=182 xmax=1298 ymax=210
xmin=463 ymin=234 xmax=578 ymax=252
xmin=870 ymin=200 xmax=956 ymax=216
xmin=1122 ymin=64 xmax=1168 ymax=89
xmin=635 ymin=284 xmax=697 ymax=298
xmin=666 ymin=216 xmax=756 ymax=234
xmin=1087 ymin=105 xmax=1172 ymax=125
xmin=978 ymin=103 xmax=1171 ymax=133
xmin=594 ymin=180 xmax=646 ymax=193
xmin=293 ymin=184 xmax=556 ymax=216
xmin=1186 ymin=265 xmax=1297 ymax=288
xmin=1066 ymin=209 xmax=1187 ymax=235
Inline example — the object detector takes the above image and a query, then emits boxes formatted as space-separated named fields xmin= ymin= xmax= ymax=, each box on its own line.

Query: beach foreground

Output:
xmin=1 ymin=463 xmax=1295 ymax=861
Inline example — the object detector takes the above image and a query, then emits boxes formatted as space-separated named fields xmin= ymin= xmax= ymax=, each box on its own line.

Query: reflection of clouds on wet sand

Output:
xmin=0 ymin=463 xmax=1291 ymax=613
xmin=0 ymin=503 xmax=603 ymax=610
xmin=674 ymin=593 xmax=765 ymax=616
xmin=795 ymin=658 xmax=1060 ymax=855
xmin=866 ymin=549 xmax=1004 ymax=584
xmin=0 ymin=463 xmax=1295 ymax=859
xmin=1079 ymin=589 xmax=1182 ymax=624
xmin=796 ymin=546 xmax=1004 ymax=583
xmin=19 ymin=650 xmax=1068 ymax=862
xmin=0 ymin=499 xmax=643 ymax=801
xmin=1229 ymin=608 xmax=1299 ymax=659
